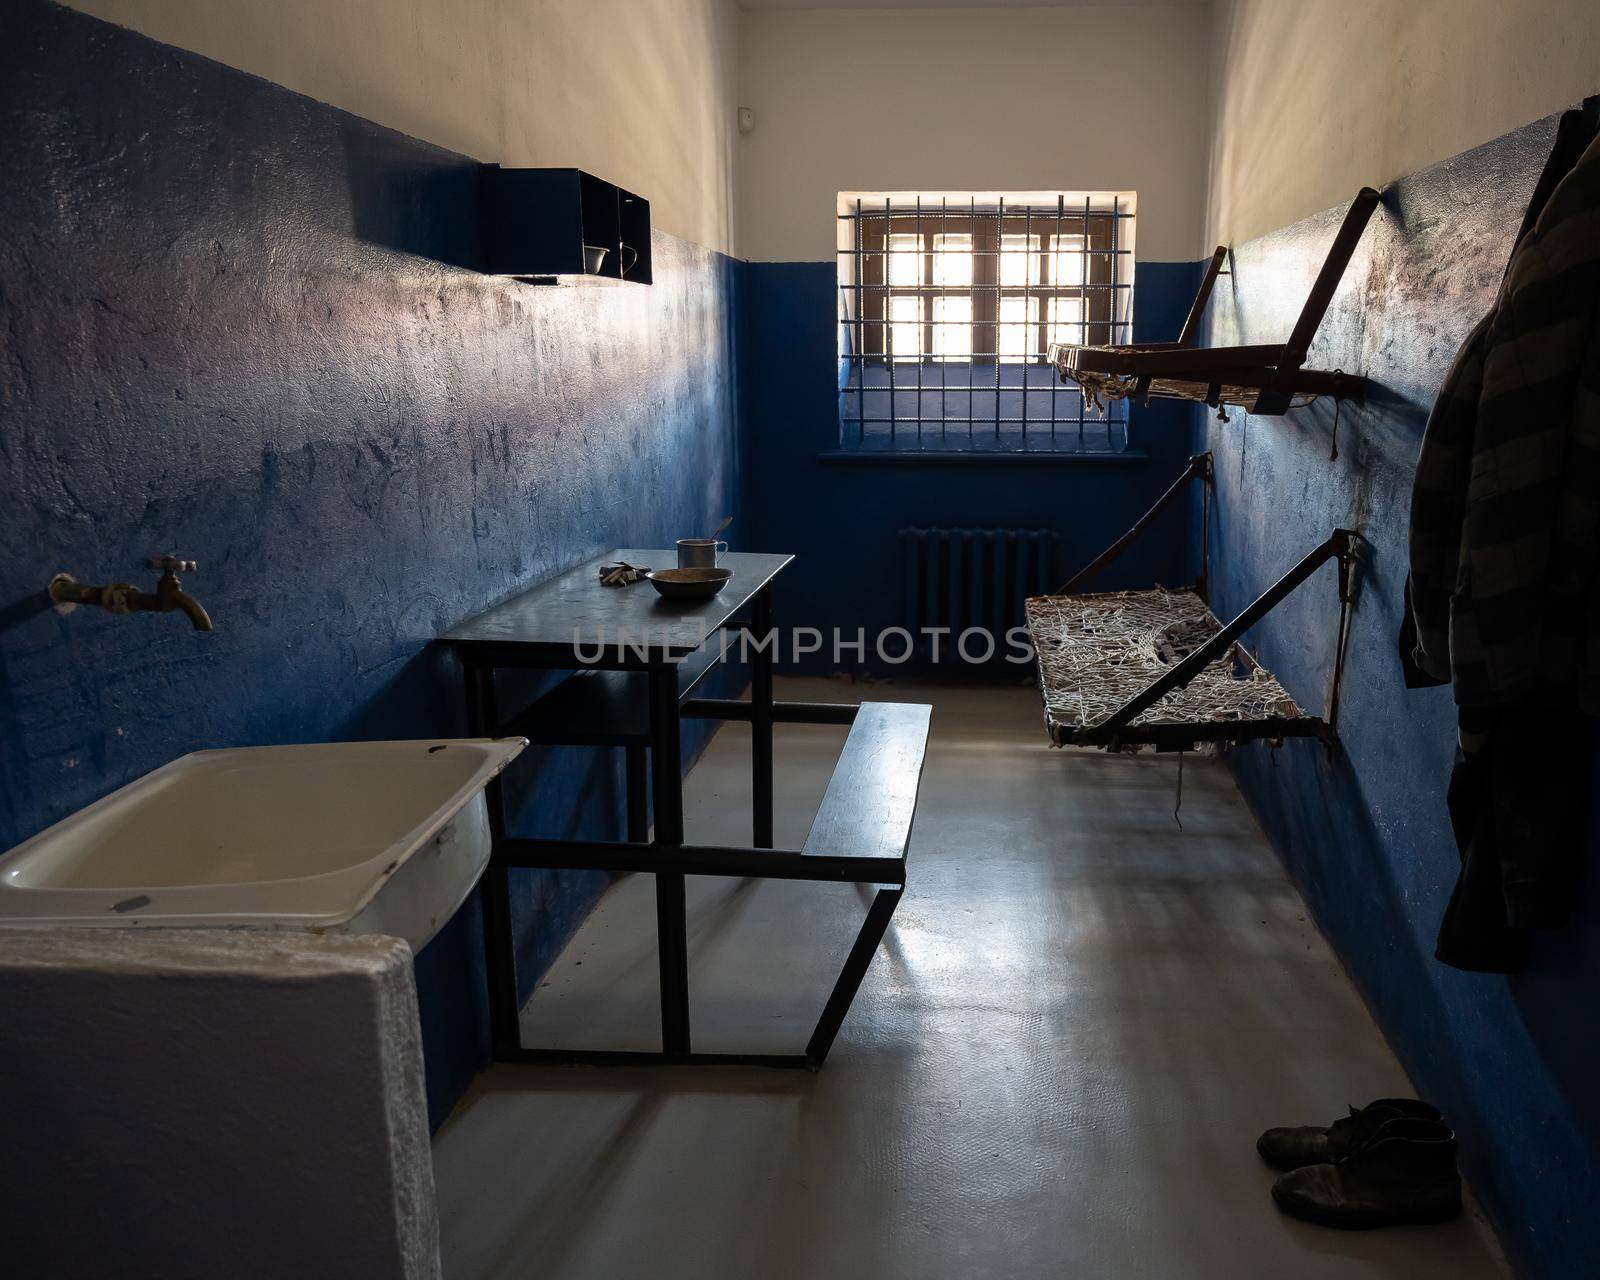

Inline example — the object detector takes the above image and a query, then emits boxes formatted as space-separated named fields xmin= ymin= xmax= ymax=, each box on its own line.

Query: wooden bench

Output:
xmin=500 ymin=698 xmax=932 ymax=1066
xmin=797 ymin=701 xmax=929 ymax=1063
xmin=802 ymin=701 xmax=930 ymax=879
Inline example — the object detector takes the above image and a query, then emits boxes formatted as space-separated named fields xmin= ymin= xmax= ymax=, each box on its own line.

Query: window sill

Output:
xmin=818 ymin=449 xmax=1149 ymax=468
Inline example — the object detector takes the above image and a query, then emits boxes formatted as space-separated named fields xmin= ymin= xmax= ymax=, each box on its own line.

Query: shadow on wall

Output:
xmin=1202 ymin=109 xmax=1600 ymax=1276
xmin=342 ymin=119 xmax=485 ymax=272
xmin=1509 ymin=743 xmax=1600 ymax=1148
xmin=0 ymin=0 xmax=740 ymax=1127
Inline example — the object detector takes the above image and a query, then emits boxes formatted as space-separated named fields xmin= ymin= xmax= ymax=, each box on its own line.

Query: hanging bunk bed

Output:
xmin=1048 ymin=187 xmax=1381 ymax=416
xmin=1024 ymin=455 xmax=1358 ymax=753
xmin=1026 ymin=187 xmax=1380 ymax=751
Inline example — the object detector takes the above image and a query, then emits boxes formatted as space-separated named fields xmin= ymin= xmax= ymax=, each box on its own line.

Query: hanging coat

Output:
xmin=1407 ymin=119 xmax=1600 ymax=708
xmin=1403 ymin=106 xmax=1600 ymax=972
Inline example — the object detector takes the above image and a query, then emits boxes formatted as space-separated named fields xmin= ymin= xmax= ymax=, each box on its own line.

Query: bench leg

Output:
xmin=806 ymin=887 xmax=903 ymax=1067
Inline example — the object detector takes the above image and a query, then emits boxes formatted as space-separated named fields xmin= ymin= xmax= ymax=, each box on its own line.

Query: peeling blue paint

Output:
xmin=0 ymin=0 xmax=740 ymax=1125
xmin=1201 ymin=112 xmax=1600 ymax=1277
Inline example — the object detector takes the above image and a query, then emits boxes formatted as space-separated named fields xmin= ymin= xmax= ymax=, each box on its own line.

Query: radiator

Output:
xmin=898 ymin=527 xmax=1059 ymax=654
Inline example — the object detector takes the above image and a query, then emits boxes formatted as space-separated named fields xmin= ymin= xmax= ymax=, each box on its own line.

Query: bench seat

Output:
xmin=802 ymin=701 xmax=931 ymax=868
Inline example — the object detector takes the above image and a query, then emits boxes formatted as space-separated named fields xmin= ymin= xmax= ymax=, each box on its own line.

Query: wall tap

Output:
xmin=49 ymin=556 xmax=214 ymax=631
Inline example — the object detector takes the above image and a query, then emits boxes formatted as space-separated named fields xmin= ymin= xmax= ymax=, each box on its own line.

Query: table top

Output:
xmin=444 ymin=549 xmax=793 ymax=661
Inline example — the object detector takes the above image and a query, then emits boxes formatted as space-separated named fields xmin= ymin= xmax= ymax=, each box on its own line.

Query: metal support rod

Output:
xmin=1056 ymin=452 xmax=1212 ymax=594
xmin=806 ymin=888 xmax=903 ymax=1065
xmin=647 ymin=662 xmax=691 ymax=1056
xmin=1325 ymin=540 xmax=1361 ymax=739
xmin=1280 ymin=188 xmax=1382 ymax=371
xmin=681 ymin=698 xmax=859 ymax=726
xmin=1064 ymin=714 xmax=1330 ymax=752
xmin=1093 ymin=529 xmax=1357 ymax=741
xmin=499 ymin=1048 xmax=813 ymax=1070
xmin=497 ymin=836 xmax=906 ymax=887
xmin=1081 ymin=343 xmax=1290 ymax=373
xmin=751 ymin=585 xmax=775 ymax=848
xmin=1177 ymin=247 xmax=1228 ymax=348
xmin=464 ymin=659 xmax=521 ymax=1056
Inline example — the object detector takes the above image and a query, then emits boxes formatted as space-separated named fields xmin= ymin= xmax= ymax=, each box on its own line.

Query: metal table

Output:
xmin=445 ymin=548 xmax=815 ymax=1063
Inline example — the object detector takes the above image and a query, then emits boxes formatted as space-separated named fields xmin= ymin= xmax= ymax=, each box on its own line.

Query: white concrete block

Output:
xmin=0 ymin=928 xmax=440 ymax=1280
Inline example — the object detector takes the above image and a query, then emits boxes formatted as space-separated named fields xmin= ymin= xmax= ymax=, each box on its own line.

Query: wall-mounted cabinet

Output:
xmin=480 ymin=167 xmax=652 ymax=284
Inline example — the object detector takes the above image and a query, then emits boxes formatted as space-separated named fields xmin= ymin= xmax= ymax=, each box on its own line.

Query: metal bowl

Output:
xmin=646 ymin=567 xmax=735 ymax=601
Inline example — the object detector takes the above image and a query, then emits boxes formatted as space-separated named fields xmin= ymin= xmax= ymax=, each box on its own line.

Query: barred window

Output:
xmin=837 ymin=193 xmax=1135 ymax=455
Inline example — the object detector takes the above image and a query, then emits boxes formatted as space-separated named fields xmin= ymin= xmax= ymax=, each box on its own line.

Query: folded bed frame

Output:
xmin=1048 ymin=187 xmax=1381 ymax=417
xmin=1024 ymin=453 xmax=1357 ymax=752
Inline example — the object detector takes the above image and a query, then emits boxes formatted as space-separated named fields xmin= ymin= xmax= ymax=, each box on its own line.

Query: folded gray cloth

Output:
xmin=599 ymin=562 xmax=650 ymax=586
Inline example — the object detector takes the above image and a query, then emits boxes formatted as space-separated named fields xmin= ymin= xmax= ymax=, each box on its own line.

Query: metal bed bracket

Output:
xmin=1049 ymin=188 xmax=1382 ymax=416
xmin=1091 ymin=528 xmax=1359 ymax=750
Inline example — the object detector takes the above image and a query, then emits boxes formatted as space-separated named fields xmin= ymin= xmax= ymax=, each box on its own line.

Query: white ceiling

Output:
xmin=739 ymin=0 xmax=1208 ymax=9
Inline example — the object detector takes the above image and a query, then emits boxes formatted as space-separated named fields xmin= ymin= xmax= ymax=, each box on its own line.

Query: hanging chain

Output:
xmin=1173 ymin=749 xmax=1185 ymax=828
xmin=1328 ymin=370 xmax=1346 ymax=461
xmin=1325 ymin=537 xmax=1359 ymax=758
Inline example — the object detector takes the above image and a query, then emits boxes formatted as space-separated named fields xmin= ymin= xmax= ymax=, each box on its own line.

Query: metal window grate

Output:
xmin=837 ymin=194 xmax=1134 ymax=454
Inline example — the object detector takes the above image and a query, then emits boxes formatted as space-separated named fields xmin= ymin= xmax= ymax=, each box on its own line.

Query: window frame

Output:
xmin=839 ymin=193 xmax=1136 ymax=455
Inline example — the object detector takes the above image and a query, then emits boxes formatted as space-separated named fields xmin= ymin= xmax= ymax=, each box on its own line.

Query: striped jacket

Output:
xmin=1407 ymin=128 xmax=1600 ymax=710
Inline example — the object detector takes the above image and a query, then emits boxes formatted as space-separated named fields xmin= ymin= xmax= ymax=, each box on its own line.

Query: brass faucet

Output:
xmin=49 ymin=556 xmax=214 ymax=631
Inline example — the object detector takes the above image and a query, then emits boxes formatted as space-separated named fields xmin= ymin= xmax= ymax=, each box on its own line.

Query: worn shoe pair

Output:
xmin=1258 ymin=1099 xmax=1462 ymax=1229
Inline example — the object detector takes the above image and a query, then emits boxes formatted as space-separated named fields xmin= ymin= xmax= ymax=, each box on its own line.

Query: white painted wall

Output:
xmin=737 ymin=5 xmax=1211 ymax=263
xmin=58 ymin=0 xmax=1593 ymax=280
xmin=1206 ymin=0 xmax=1600 ymax=246
xmin=61 ymin=0 xmax=741 ymax=256
xmin=0 ymin=929 xmax=438 ymax=1279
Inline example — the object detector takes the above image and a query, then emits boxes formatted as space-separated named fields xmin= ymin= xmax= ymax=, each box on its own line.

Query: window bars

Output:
xmin=838 ymin=195 xmax=1134 ymax=454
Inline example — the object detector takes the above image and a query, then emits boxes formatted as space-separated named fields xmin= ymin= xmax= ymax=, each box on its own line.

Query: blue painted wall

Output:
xmin=1201 ymin=113 xmax=1600 ymax=1276
xmin=0 ymin=0 xmax=741 ymax=1125
xmin=738 ymin=260 xmax=1204 ymax=674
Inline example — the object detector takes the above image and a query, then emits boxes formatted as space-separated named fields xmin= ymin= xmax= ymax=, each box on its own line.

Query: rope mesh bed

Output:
xmin=1025 ymin=588 xmax=1314 ymax=749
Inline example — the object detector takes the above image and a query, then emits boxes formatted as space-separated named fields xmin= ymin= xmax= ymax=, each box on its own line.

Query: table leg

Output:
xmin=624 ymin=743 xmax=649 ymax=843
xmin=464 ymin=658 xmax=521 ymax=1056
xmin=648 ymin=662 xmax=691 ymax=1056
xmin=751 ymin=584 xmax=775 ymax=848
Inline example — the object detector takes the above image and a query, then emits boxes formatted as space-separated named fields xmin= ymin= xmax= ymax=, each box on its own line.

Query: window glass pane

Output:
xmin=932 ymin=296 xmax=972 ymax=361
xmin=1049 ymin=234 xmax=1086 ymax=287
xmin=1000 ymin=234 xmax=1041 ymax=287
xmin=888 ymin=294 xmax=922 ymax=360
xmin=932 ymin=234 xmax=973 ymax=287
xmin=887 ymin=233 xmax=922 ymax=287
xmin=1047 ymin=296 xmax=1085 ymax=348
xmin=998 ymin=296 xmax=1040 ymax=363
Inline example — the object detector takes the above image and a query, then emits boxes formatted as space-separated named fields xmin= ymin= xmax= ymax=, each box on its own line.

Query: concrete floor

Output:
xmin=432 ymin=679 xmax=1510 ymax=1280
